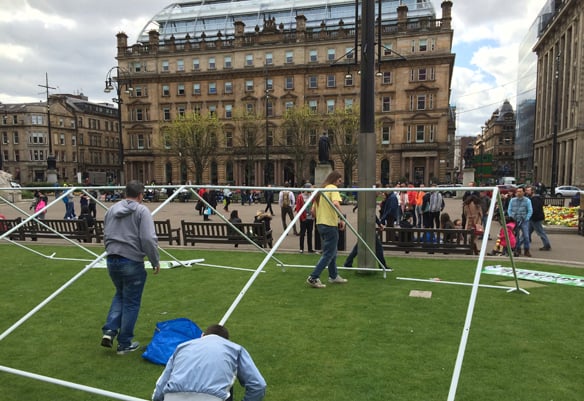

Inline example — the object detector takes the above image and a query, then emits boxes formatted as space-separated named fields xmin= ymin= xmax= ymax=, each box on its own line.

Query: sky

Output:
xmin=0 ymin=0 xmax=547 ymax=138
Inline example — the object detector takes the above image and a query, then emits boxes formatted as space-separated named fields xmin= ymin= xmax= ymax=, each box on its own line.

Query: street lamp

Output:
xmin=104 ymin=66 xmax=133 ymax=185
xmin=264 ymin=66 xmax=271 ymax=186
xmin=551 ymin=52 xmax=561 ymax=192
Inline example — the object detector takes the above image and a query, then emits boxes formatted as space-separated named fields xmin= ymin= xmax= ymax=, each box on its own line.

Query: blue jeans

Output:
xmin=344 ymin=235 xmax=387 ymax=269
xmin=102 ymin=257 xmax=147 ymax=347
xmin=530 ymin=219 xmax=551 ymax=248
xmin=515 ymin=219 xmax=531 ymax=251
xmin=310 ymin=224 xmax=339 ymax=280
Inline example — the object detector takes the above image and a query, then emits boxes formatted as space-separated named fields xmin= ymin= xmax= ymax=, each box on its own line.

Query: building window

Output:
xmin=285 ymin=50 xmax=294 ymax=63
xmin=265 ymin=52 xmax=273 ymax=65
xmin=60 ymin=134 xmax=65 ymax=145
xmin=225 ymin=130 xmax=233 ymax=147
xmin=137 ymin=134 xmax=145 ymax=149
xmin=245 ymin=80 xmax=254 ymax=92
xmin=308 ymin=75 xmax=318 ymax=89
xmin=193 ymin=103 xmax=202 ymax=115
xmin=266 ymin=78 xmax=273 ymax=91
xmin=178 ymin=106 xmax=186 ymax=117
xmin=208 ymin=57 xmax=216 ymax=70
xmin=14 ymin=150 xmax=20 ymax=161
xmin=285 ymin=101 xmax=295 ymax=110
xmin=429 ymin=125 xmax=436 ymax=142
xmin=308 ymin=100 xmax=318 ymax=113
xmin=382 ymin=126 xmax=390 ymax=144
xmin=327 ymin=74 xmax=336 ymax=88
xmin=327 ymin=48 xmax=336 ymax=61
xmin=13 ymin=131 xmax=19 ymax=144
xmin=418 ymin=68 xmax=427 ymax=81
xmin=225 ymin=81 xmax=233 ymax=94
xmin=309 ymin=128 xmax=317 ymax=146
xmin=267 ymin=101 xmax=273 ymax=117
xmin=383 ymin=43 xmax=393 ymax=56
xmin=193 ymin=83 xmax=201 ymax=95
xmin=177 ymin=84 xmax=185 ymax=96
xmin=134 ymin=86 xmax=143 ymax=97
xmin=162 ymin=85 xmax=170 ymax=96
xmin=285 ymin=76 xmax=294 ymax=90
xmin=133 ymin=62 xmax=142 ymax=72
xmin=209 ymin=82 xmax=217 ymax=95
xmin=193 ymin=58 xmax=200 ymax=70
xmin=416 ymin=125 xmax=425 ymax=142
xmin=2 ymin=150 xmax=8 ymax=161
xmin=346 ymin=47 xmax=354 ymax=59
xmin=419 ymin=39 xmax=428 ymax=52
xmin=136 ymin=108 xmax=144 ymax=121
xmin=417 ymin=95 xmax=426 ymax=110
xmin=345 ymin=99 xmax=353 ymax=110
xmin=382 ymin=96 xmax=391 ymax=112
xmin=177 ymin=59 xmax=184 ymax=71
xmin=382 ymin=71 xmax=392 ymax=84
xmin=224 ymin=56 xmax=232 ymax=69
xmin=345 ymin=73 xmax=353 ymax=86
xmin=2 ymin=132 xmax=8 ymax=144
xmin=209 ymin=105 xmax=216 ymax=116
xmin=225 ymin=104 xmax=233 ymax=119
xmin=162 ymin=60 xmax=169 ymax=72
xmin=246 ymin=103 xmax=254 ymax=114
xmin=245 ymin=54 xmax=253 ymax=66
xmin=326 ymin=99 xmax=335 ymax=113
xmin=163 ymin=108 xmax=171 ymax=121
xmin=309 ymin=50 xmax=318 ymax=62
xmin=407 ymin=126 xmax=412 ymax=143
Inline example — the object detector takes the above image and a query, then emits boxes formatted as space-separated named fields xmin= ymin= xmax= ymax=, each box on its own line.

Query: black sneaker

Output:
xmin=101 ymin=334 xmax=113 ymax=348
xmin=117 ymin=341 xmax=140 ymax=355
xmin=539 ymin=246 xmax=551 ymax=251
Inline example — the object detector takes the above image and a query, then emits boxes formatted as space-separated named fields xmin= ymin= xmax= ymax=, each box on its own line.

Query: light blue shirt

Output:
xmin=507 ymin=196 xmax=533 ymax=222
xmin=152 ymin=334 xmax=266 ymax=401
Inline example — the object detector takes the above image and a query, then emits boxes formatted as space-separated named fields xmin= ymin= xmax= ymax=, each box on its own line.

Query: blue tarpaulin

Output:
xmin=142 ymin=318 xmax=203 ymax=365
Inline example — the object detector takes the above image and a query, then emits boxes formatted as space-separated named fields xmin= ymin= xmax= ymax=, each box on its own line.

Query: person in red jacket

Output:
xmin=295 ymin=183 xmax=315 ymax=253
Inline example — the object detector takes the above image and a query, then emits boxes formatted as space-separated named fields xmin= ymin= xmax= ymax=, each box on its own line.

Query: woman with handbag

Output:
xmin=463 ymin=194 xmax=483 ymax=254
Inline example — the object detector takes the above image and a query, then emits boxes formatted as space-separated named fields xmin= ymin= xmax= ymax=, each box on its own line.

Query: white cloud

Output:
xmin=0 ymin=43 xmax=30 ymax=62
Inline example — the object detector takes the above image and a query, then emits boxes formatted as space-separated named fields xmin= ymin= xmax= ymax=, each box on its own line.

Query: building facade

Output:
xmin=0 ymin=95 xmax=121 ymax=184
xmin=533 ymin=0 xmax=584 ymax=188
xmin=113 ymin=0 xmax=455 ymax=186
xmin=475 ymin=100 xmax=516 ymax=184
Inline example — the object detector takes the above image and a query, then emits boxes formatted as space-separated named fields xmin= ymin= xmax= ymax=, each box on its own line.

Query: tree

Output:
xmin=326 ymin=107 xmax=360 ymax=186
xmin=231 ymin=108 xmax=263 ymax=185
xmin=280 ymin=105 xmax=320 ymax=184
xmin=163 ymin=111 xmax=222 ymax=184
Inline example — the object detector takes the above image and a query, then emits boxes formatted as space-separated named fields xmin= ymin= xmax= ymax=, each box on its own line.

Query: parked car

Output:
xmin=10 ymin=181 xmax=22 ymax=189
xmin=438 ymin=184 xmax=461 ymax=198
xmin=554 ymin=185 xmax=582 ymax=197
xmin=496 ymin=184 xmax=517 ymax=196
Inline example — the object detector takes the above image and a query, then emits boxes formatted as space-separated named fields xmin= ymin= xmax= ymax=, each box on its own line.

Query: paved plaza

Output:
xmin=1 ymin=194 xmax=582 ymax=268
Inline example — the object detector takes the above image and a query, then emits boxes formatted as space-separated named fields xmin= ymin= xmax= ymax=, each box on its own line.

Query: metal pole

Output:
xmin=551 ymin=52 xmax=561 ymax=192
xmin=356 ymin=0 xmax=377 ymax=271
xmin=116 ymin=68 xmax=125 ymax=185
xmin=39 ymin=73 xmax=57 ymax=183
xmin=265 ymin=67 xmax=270 ymax=186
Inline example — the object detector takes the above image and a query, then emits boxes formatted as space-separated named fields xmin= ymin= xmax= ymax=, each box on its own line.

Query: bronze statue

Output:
xmin=318 ymin=133 xmax=330 ymax=164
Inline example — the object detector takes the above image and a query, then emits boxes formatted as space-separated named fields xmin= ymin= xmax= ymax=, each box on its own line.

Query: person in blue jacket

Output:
xmin=152 ymin=324 xmax=266 ymax=401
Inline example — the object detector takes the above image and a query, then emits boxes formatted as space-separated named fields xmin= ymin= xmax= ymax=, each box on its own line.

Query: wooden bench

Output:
xmin=381 ymin=227 xmax=476 ymax=255
xmin=19 ymin=219 xmax=93 ymax=243
xmin=181 ymin=220 xmax=269 ymax=248
xmin=154 ymin=219 xmax=181 ymax=245
xmin=94 ymin=219 xmax=181 ymax=245
xmin=543 ymin=197 xmax=566 ymax=207
xmin=0 ymin=217 xmax=25 ymax=240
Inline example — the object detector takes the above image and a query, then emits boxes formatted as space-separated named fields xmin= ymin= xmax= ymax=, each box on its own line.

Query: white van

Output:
xmin=499 ymin=177 xmax=516 ymax=185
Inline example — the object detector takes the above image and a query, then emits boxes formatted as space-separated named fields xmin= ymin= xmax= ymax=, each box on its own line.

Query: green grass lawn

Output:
xmin=0 ymin=244 xmax=582 ymax=401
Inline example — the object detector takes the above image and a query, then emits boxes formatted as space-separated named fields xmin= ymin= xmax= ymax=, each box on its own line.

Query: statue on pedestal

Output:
xmin=318 ymin=133 xmax=330 ymax=164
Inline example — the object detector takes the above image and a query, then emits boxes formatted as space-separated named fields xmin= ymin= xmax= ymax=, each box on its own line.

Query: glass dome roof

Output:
xmin=137 ymin=0 xmax=436 ymax=42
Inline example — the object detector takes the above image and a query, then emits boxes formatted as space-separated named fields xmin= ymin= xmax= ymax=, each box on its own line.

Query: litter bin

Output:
xmin=314 ymin=214 xmax=347 ymax=251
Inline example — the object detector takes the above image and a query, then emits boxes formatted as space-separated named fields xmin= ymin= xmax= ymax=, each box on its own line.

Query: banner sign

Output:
xmin=482 ymin=265 xmax=584 ymax=287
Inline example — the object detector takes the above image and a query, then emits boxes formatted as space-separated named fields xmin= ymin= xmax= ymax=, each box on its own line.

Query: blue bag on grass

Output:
xmin=142 ymin=318 xmax=203 ymax=365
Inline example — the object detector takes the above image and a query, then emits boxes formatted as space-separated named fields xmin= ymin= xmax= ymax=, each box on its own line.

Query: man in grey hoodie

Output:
xmin=101 ymin=180 xmax=160 ymax=355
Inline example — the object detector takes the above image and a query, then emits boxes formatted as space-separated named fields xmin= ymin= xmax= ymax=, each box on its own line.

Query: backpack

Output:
xmin=282 ymin=191 xmax=290 ymax=208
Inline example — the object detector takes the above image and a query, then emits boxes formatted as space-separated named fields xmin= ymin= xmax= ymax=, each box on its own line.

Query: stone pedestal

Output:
xmin=314 ymin=163 xmax=332 ymax=186
xmin=47 ymin=169 xmax=58 ymax=184
xmin=462 ymin=168 xmax=475 ymax=186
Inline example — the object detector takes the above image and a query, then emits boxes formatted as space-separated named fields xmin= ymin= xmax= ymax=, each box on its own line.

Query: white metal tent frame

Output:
xmin=0 ymin=184 xmax=525 ymax=400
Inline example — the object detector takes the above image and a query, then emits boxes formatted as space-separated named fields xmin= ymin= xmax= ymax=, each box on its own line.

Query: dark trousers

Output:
xmin=344 ymin=235 xmax=387 ymax=269
xmin=299 ymin=219 xmax=314 ymax=252
xmin=281 ymin=206 xmax=298 ymax=234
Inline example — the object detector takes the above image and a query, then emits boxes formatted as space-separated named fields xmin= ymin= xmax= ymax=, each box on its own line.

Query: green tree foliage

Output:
xmin=163 ymin=112 xmax=222 ymax=184
xmin=326 ymin=107 xmax=360 ymax=186
xmin=281 ymin=105 xmax=320 ymax=183
xmin=231 ymin=108 xmax=263 ymax=185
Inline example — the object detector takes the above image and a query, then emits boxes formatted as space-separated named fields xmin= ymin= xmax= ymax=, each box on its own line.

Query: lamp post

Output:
xmin=551 ymin=52 xmax=561 ymax=193
xmin=38 ymin=73 xmax=57 ymax=183
xmin=264 ymin=66 xmax=271 ymax=186
xmin=104 ymin=66 xmax=132 ymax=185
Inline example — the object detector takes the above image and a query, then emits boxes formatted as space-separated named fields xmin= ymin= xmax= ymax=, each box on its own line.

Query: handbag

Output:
xmin=203 ymin=207 xmax=212 ymax=216
xmin=474 ymin=223 xmax=484 ymax=236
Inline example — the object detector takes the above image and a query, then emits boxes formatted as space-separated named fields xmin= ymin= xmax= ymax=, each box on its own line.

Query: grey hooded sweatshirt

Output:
xmin=104 ymin=199 xmax=159 ymax=267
